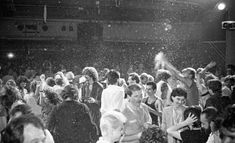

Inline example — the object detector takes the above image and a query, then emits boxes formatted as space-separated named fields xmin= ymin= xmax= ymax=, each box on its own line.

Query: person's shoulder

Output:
xmin=77 ymin=101 xmax=90 ymax=110
xmin=94 ymin=81 xmax=103 ymax=88
xmin=141 ymin=103 xmax=149 ymax=111
xmin=121 ymin=100 xmax=131 ymax=112
xmin=156 ymin=97 xmax=163 ymax=103
xmin=72 ymin=100 xmax=87 ymax=107
xmin=163 ymin=106 xmax=172 ymax=111
xmin=115 ymin=86 xmax=125 ymax=93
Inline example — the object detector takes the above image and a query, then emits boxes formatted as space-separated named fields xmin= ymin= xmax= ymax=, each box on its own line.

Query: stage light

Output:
xmin=217 ymin=2 xmax=226 ymax=10
xmin=7 ymin=52 xmax=15 ymax=59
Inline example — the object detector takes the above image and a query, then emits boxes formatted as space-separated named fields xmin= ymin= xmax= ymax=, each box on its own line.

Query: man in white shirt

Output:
xmin=100 ymin=70 xmax=125 ymax=114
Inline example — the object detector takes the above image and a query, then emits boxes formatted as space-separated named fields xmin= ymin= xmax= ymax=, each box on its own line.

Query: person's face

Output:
xmin=20 ymin=82 xmax=27 ymax=88
xmin=85 ymin=75 xmax=92 ymax=83
xmin=141 ymin=77 xmax=148 ymax=85
xmin=183 ymin=70 xmax=193 ymax=79
xmin=129 ymin=90 xmax=143 ymax=107
xmin=171 ymin=96 xmax=185 ymax=107
xmin=146 ymin=85 xmax=155 ymax=97
xmin=200 ymin=114 xmax=211 ymax=134
xmin=182 ymin=70 xmax=190 ymax=77
xmin=127 ymin=76 xmax=136 ymax=85
xmin=23 ymin=124 xmax=46 ymax=143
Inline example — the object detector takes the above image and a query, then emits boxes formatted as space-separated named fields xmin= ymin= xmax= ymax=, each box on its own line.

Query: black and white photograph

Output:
xmin=0 ymin=0 xmax=235 ymax=143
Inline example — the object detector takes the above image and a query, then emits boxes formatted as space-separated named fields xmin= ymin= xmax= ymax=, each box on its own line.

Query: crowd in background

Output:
xmin=0 ymin=51 xmax=235 ymax=143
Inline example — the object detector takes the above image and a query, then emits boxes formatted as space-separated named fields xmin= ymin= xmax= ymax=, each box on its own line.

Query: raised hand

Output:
xmin=40 ymin=74 xmax=45 ymax=81
xmin=154 ymin=52 xmax=167 ymax=70
xmin=206 ymin=61 xmax=216 ymax=69
xmin=184 ymin=113 xmax=198 ymax=126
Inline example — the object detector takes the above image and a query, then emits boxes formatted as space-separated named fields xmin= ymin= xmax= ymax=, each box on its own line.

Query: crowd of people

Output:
xmin=0 ymin=52 xmax=235 ymax=143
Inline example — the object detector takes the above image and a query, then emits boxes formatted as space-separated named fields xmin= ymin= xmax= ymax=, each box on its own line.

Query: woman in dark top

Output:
xmin=47 ymin=85 xmax=97 ymax=143
xmin=143 ymin=97 xmax=160 ymax=125
xmin=167 ymin=107 xmax=208 ymax=143
xmin=143 ymin=82 xmax=162 ymax=126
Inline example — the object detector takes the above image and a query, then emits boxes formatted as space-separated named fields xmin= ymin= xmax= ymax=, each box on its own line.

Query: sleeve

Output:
xmin=0 ymin=116 xmax=7 ymax=132
xmin=0 ymin=104 xmax=6 ymax=117
xmin=100 ymin=90 xmax=106 ymax=114
xmin=161 ymin=108 xmax=167 ymax=131
xmin=96 ymin=84 xmax=103 ymax=106
xmin=115 ymin=89 xmax=125 ymax=111
xmin=80 ymin=104 xmax=97 ymax=139
xmin=46 ymin=106 xmax=57 ymax=134
xmin=143 ymin=105 xmax=152 ymax=124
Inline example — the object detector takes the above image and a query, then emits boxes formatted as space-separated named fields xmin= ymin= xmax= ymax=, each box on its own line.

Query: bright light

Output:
xmin=217 ymin=2 xmax=226 ymax=10
xmin=7 ymin=52 xmax=15 ymax=59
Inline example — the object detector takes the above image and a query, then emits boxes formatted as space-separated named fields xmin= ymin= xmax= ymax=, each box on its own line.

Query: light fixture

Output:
xmin=217 ymin=2 xmax=226 ymax=11
xmin=7 ymin=52 xmax=15 ymax=59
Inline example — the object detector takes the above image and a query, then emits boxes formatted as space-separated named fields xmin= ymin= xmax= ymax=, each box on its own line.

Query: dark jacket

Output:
xmin=205 ymin=92 xmax=232 ymax=116
xmin=47 ymin=100 xmax=97 ymax=143
xmin=81 ymin=81 xmax=103 ymax=106
xmin=81 ymin=81 xmax=103 ymax=135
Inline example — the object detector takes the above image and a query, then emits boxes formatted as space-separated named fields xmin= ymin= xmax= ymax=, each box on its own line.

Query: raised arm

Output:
xmin=164 ymin=58 xmax=192 ymax=87
xmin=167 ymin=113 xmax=197 ymax=140
xmin=199 ymin=61 xmax=216 ymax=75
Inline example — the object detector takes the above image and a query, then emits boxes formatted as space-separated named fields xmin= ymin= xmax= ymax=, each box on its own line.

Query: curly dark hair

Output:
xmin=44 ymin=89 xmax=61 ymax=105
xmin=60 ymin=85 xmax=78 ymax=100
xmin=0 ymin=86 xmax=22 ymax=111
xmin=139 ymin=125 xmax=167 ymax=143
xmin=128 ymin=72 xmax=140 ymax=84
xmin=170 ymin=87 xmax=187 ymax=102
xmin=82 ymin=67 xmax=99 ymax=82
xmin=46 ymin=77 xmax=56 ymax=87
xmin=156 ymin=69 xmax=171 ymax=81
xmin=16 ymin=76 xmax=29 ymax=86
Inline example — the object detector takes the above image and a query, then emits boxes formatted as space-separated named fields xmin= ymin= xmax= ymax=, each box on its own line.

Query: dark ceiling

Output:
xmin=0 ymin=0 xmax=222 ymax=22
xmin=0 ymin=0 xmax=231 ymax=41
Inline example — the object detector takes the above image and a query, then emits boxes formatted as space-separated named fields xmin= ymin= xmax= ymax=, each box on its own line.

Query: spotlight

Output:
xmin=7 ymin=52 xmax=15 ymax=59
xmin=217 ymin=2 xmax=226 ymax=10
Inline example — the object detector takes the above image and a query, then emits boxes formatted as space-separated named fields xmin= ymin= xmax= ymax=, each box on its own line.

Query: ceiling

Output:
xmin=0 ymin=0 xmax=224 ymax=22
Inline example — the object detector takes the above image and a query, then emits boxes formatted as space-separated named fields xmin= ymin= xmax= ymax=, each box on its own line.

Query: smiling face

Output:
xmin=171 ymin=96 xmax=185 ymax=108
xmin=146 ymin=85 xmax=155 ymax=97
xmin=129 ymin=90 xmax=143 ymax=107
